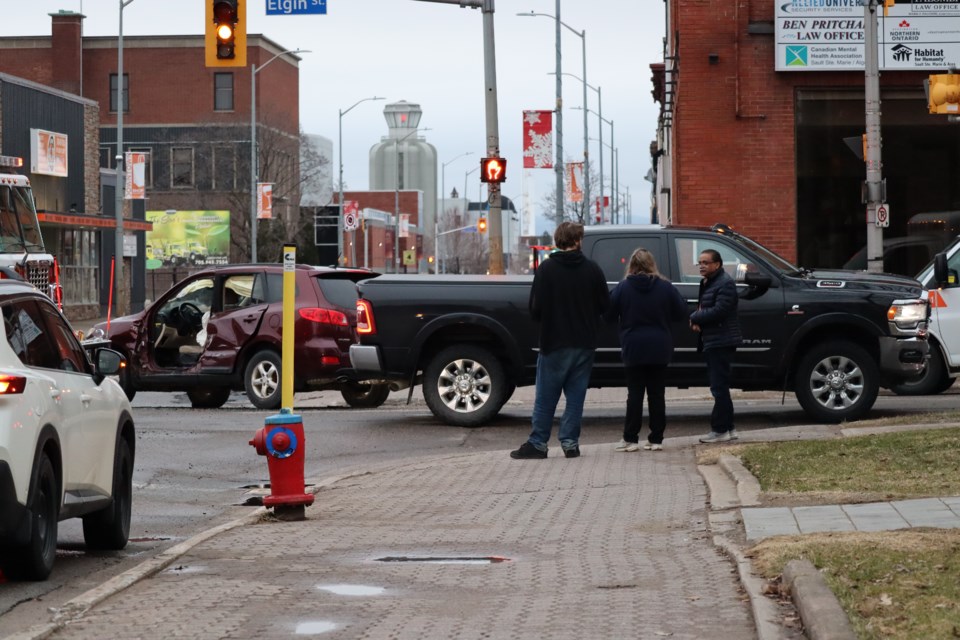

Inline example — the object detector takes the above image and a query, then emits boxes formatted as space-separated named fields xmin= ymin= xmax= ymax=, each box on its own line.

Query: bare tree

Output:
xmin=539 ymin=164 xmax=603 ymax=225
xmin=437 ymin=204 xmax=489 ymax=274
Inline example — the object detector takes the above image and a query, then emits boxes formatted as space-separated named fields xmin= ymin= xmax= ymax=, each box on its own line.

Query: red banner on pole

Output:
xmin=566 ymin=162 xmax=584 ymax=203
xmin=523 ymin=110 xmax=553 ymax=169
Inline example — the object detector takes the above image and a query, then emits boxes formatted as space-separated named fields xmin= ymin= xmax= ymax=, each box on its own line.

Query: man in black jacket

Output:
xmin=689 ymin=249 xmax=742 ymax=443
xmin=511 ymin=222 xmax=610 ymax=459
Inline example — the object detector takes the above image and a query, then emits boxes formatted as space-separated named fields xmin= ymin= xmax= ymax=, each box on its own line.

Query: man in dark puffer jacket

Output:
xmin=689 ymin=249 xmax=742 ymax=443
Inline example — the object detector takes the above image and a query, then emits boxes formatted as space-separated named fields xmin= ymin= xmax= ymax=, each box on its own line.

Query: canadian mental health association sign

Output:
xmin=776 ymin=0 xmax=960 ymax=71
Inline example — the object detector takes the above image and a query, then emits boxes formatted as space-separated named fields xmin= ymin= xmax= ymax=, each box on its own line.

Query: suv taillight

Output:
xmin=299 ymin=307 xmax=348 ymax=326
xmin=356 ymin=299 xmax=376 ymax=335
xmin=0 ymin=374 xmax=26 ymax=394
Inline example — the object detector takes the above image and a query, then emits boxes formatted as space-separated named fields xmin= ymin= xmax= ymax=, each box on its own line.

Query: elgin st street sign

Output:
xmin=266 ymin=0 xmax=327 ymax=15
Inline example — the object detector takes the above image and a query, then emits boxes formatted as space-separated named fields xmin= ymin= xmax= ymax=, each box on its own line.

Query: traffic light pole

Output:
xmin=413 ymin=0 xmax=504 ymax=274
xmin=864 ymin=0 xmax=884 ymax=274
xmin=114 ymin=0 xmax=135 ymax=317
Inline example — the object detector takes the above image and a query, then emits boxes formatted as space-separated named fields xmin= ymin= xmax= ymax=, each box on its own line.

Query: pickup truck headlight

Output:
xmin=887 ymin=299 xmax=928 ymax=331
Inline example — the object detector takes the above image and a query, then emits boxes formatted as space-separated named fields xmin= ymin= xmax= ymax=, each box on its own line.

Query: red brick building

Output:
xmin=335 ymin=190 xmax=423 ymax=272
xmin=653 ymin=1 xmax=960 ymax=272
xmin=0 ymin=11 xmax=304 ymax=314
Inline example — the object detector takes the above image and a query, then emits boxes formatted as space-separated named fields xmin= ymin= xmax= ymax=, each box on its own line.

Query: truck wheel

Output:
xmin=82 ymin=438 xmax=132 ymax=550
xmin=795 ymin=341 xmax=879 ymax=423
xmin=423 ymin=344 xmax=507 ymax=427
xmin=2 ymin=454 xmax=59 ymax=580
xmin=889 ymin=346 xmax=955 ymax=396
xmin=187 ymin=387 xmax=231 ymax=408
xmin=244 ymin=350 xmax=282 ymax=410
xmin=341 ymin=382 xmax=391 ymax=408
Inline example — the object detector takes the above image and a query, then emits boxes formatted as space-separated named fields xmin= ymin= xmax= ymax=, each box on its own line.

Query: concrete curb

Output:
xmin=718 ymin=453 xmax=761 ymax=507
xmin=709 ymin=451 xmax=860 ymax=640
xmin=782 ymin=559 xmax=857 ymax=640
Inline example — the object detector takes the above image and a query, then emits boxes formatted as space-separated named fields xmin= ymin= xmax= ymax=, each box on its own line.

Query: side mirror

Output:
xmin=933 ymin=252 xmax=952 ymax=288
xmin=93 ymin=348 xmax=124 ymax=385
xmin=740 ymin=270 xmax=772 ymax=298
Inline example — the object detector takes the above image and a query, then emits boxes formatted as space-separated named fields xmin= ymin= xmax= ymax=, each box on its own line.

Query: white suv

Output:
xmin=0 ymin=279 xmax=135 ymax=580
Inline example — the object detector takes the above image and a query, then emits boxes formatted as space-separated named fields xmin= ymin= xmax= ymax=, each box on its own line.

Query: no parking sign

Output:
xmin=875 ymin=203 xmax=890 ymax=228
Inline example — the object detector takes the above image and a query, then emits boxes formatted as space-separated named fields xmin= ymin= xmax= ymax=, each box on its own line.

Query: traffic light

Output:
xmin=477 ymin=217 xmax=488 ymax=233
xmin=480 ymin=157 xmax=506 ymax=183
xmin=205 ymin=0 xmax=246 ymax=68
xmin=928 ymin=73 xmax=960 ymax=114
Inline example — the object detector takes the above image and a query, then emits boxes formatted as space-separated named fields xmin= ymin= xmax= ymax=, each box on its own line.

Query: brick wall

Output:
xmin=670 ymin=0 xmax=927 ymax=262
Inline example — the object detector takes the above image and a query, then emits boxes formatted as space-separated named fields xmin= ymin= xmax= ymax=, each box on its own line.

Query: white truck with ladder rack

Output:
xmin=0 ymin=155 xmax=60 ymax=304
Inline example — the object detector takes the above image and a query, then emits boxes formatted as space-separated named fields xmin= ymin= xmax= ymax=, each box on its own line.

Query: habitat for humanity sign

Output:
xmin=776 ymin=0 xmax=960 ymax=71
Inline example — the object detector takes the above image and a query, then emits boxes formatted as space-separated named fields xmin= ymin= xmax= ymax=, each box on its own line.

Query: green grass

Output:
xmin=736 ymin=427 xmax=960 ymax=501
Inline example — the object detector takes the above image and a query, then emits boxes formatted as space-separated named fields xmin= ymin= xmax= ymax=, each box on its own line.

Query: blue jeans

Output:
xmin=704 ymin=346 xmax=735 ymax=433
xmin=528 ymin=348 xmax=595 ymax=452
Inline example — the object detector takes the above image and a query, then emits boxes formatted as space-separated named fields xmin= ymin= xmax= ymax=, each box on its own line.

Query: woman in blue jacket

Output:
xmin=606 ymin=248 xmax=687 ymax=451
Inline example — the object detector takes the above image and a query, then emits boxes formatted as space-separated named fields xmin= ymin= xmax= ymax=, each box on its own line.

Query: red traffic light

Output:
xmin=477 ymin=217 xmax=488 ymax=233
xmin=480 ymin=157 xmax=506 ymax=183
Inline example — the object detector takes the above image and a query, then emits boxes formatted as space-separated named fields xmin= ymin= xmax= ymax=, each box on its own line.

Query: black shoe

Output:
xmin=564 ymin=446 xmax=581 ymax=459
xmin=510 ymin=442 xmax=547 ymax=459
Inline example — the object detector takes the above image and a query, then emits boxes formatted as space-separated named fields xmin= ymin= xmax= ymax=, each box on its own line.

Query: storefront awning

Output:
xmin=37 ymin=212 xmax=153 ymax=231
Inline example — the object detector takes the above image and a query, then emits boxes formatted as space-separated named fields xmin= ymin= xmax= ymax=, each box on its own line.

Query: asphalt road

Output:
xmin=1 ymin=385 xmax=957 ymax=635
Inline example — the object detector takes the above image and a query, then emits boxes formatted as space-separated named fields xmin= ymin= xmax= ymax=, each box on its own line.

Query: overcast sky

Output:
xmin=2 ymin=1 xmax=665 ymax=232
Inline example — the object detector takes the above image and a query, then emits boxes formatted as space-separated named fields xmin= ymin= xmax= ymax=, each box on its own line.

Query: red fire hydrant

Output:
xmin=249 ymin=409 xmax=314 ymax=520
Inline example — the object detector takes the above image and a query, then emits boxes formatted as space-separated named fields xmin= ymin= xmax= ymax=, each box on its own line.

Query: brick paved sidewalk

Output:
xmin=37 ymin=444 xmax=757 ymax=640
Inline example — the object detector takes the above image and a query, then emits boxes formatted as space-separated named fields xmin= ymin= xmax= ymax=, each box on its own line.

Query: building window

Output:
xmin=109 ymin=73 xmax=129 ymax=113
xmin=99 ymin=146 xmax=111 ymax=168
xmin=213 ymin=144 xmax=237 ymax=191
xmin=129 ymin=148 xmax=153 ymax=188
xmin=171 ymin=147 xmax=195 ymax=188
xmin=214 ymin=73 xmax=234 ymax=111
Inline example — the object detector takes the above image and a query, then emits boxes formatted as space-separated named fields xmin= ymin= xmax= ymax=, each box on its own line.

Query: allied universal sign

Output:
xmin=265 ymin=0 xmax=326 ymax=15
xmin=776 ymin=0 xmax=960 ymax=71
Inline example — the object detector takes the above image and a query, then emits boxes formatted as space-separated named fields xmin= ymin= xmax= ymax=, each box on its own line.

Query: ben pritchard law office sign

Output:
xmin=776 ymin=0 xmax=960 ymax=71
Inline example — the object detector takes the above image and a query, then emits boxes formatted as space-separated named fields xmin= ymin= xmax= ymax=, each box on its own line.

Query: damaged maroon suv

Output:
xmin=87 ymin=264 xmax=389 ymax=409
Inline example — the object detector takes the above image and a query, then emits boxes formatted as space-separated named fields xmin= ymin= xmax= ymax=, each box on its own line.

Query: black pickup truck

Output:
xmin=347 ymin=224 xmax=929 ymax=427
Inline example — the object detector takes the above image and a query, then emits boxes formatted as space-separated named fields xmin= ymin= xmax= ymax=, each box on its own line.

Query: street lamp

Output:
xmin=591 ymin=137 xmax=618 ymax=224
xmin=394 ymin=127 xmax=430 ymax=273
xmin=580 ymin=106 xmax=614 ymax=222
xmin=464 ymin=165 xmax=479 ymax=212
xmin=339 ymin=96 xmax=385 ymax=267
xmin=439 ymin=151 xmax=473 ymax=274
xmin=565 ymin=79 xmax=605 ymax=222
xmin=518 ymin=7 xmax=568 ymax=226
xmin=250 ymin=47 xmax=310 ymax=263
xmin=114 ymin=0 xmax=136 ymax=317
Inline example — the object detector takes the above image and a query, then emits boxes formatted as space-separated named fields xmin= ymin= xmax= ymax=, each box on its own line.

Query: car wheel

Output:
xmin=244 ymin=350 xmax=282 ymax=410
xmin=82 ymin=438 xmax=132 ymax=551
xmin=794 ymin=341 xmax=879 ymax=424
xmin=889 ymin=345 xmax=955 ymax=396
xmin=187 ymin=387 xmax=231 ymax=409
xmin=340 ymin=382 xmax=391 ymax=408
xmin=2 ymin=453 xmax=60 ymax=581
xmin=422 ymin=344 xmax=506 ymax=427
xmin=118 ymin=364 xmax=136 ymax=402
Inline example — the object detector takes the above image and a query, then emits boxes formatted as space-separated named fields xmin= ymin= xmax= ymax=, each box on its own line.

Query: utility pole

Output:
xmin=864 ymin=0 xmax=885 ymax=273
xmin=412 ymin=0 xmax=504 ymax=274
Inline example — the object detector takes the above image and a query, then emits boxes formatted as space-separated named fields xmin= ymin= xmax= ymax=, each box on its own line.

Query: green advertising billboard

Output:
xmin=145 ymin=210 xmax=230 ymax=270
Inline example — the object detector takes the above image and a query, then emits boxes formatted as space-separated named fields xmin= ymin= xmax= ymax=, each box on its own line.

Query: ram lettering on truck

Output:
xmin=0 ymin=155 xmax=60 ymax=303
xmin=349 ymin=224 xmax=929 ymax=427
